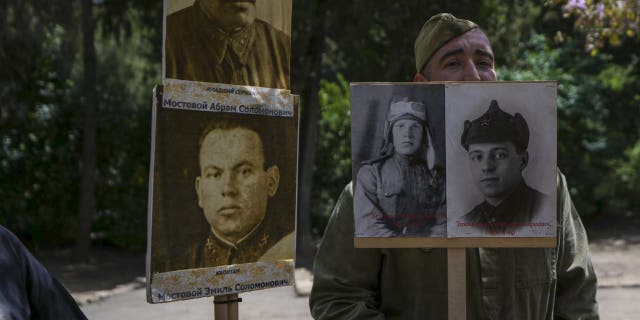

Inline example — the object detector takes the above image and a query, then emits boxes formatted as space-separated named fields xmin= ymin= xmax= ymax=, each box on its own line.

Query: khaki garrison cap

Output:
xmin=414 ymin=13 xmax=478 ymax=73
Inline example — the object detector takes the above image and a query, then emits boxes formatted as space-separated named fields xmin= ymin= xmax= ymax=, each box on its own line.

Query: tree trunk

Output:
xmin=74 ymin=0 xmax=97 ymax=259
xmin=293 ymin=1 xmax=329 ymax=269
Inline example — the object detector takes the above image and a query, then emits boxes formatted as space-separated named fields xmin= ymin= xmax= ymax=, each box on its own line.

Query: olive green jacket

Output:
xmin=309 ymin=172 xmax=598 ymax=319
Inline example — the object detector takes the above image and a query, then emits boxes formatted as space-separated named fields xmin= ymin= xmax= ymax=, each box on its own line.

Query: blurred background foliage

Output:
xmin=0 ymin=0 xmax=638 ymax=254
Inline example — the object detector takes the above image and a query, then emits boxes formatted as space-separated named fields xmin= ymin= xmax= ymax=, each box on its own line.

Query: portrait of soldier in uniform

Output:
xmin=459 ymin=100 xmax=552 ymax=235
xmin=354 ymin=98 xmax=446 ymax=237
xmin=166 ymin=116 xmax=295 ymax=269
xmin=164 ymin=0 xmax=290 ymax=89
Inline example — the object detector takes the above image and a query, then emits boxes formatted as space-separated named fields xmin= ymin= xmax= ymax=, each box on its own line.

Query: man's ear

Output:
xmin=195 ymin=176 xmax=203 ymax=208
xmin=266 ymin=166 xmax=280 ymax=197
xmin=520 ymin=151 xmax=529 ymax=170
xmin=413 ymin=72 xmax=427 ymax=82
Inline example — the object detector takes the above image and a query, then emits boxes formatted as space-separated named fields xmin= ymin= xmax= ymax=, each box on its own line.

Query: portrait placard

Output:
xmin=163 ymin=0 xmax=292 ymax=89
xmin=351 ymin=82 xmax=557 ymax=247
xmin=146 ymin=80 xmax=298 ymax=303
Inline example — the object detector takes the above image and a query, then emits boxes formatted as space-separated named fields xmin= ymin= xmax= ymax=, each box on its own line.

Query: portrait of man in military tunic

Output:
xmin=445 ymin=83 xmax=557 ymax=238
xmin=163 ymin=0 xmax=291 ymax=89
xmin=351 ymin=84 xmax=447 ymax=238
xmin=150 ymin=108 xmax=297 ymax=272
xmin=184 ymin=117 xmax=294 ymax=268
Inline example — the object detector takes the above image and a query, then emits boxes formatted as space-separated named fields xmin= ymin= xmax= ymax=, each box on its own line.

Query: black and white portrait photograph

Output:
xmin=163 ymin=0 xmax=291 ymax=89
xmin=148 ymin=85 xmax=297 ymax=275
xmin=351 ymin=83 xmax=446 ymax=238
xmin=445 ymin=82 xmax=557 ymax=237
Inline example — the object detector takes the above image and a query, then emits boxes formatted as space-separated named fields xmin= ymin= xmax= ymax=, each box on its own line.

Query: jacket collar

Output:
xmin=479 ymin=180 xmax=531 ymax=223
xmin=194 ymin=0 xmax=256 ymax=65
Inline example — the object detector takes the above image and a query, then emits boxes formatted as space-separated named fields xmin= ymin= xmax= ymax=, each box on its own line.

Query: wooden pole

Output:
xmin=213 ymin=294 xmax=240 ymax=320
xmin=447 ymin=248 xmax=466 ymax=320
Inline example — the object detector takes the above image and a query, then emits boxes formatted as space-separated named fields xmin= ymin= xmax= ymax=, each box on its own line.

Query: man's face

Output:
xmin=195 ymin=127 xmax=279 ymax=243
xmin=200 ymin=0 xmax=257 ymax=33
xmin=392 ymin=118 xmax=423 ymax=156
xmin=467 ymin=142 xmax=526 ymax=205
xmin=415 ymin=29 xmax=496 ymax=82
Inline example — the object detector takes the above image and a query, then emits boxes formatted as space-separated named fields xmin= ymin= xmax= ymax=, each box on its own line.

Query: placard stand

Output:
xmin=213 ymin=294 xmax=241 ymax=320
xmin=355 ymin=237 xmax=555 ymax=320
xmin=447 ymin=248 xmax=466 ymax=320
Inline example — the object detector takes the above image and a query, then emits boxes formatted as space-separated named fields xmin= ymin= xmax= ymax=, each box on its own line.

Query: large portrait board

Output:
xmin=351 ymin=82 xmax=557 ymax=246
xmin=163 ymin=0 xmax=292 ymax=89
xmin=146 ymin=79 xmax=297 ymax=303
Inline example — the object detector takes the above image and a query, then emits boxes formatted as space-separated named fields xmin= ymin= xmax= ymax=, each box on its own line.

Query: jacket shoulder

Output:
xmin=166 ymin=5 xmax=198 ymax=39
xmin=254 ymin=19 xmax=289 ymax=42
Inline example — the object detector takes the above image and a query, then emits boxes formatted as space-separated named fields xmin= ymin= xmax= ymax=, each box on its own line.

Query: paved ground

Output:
xmin=81 ymin=285 xmax=312 ymax=319
xmin=61 ymin=239 xmax=640 ymax=320
xmin=597 ymin=287 xmax=640 ymax=320
xmin=79 ymin=286 xmax=640 ymax=320
xmin=38 ymin=214 xmax=640 ymax=319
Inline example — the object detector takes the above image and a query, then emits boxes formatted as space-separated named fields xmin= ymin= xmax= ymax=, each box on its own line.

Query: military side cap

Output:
xmin=387 ymin=99 xmax=426 ymax=123
xmin=460 ymin=100 xmax=529 ymax=151
xmin=414 ymin=13 xmax=478 ymax=73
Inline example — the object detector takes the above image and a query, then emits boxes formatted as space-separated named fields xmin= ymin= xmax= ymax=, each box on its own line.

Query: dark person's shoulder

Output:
xmin=0 ymin=225 xmax=23 ymax=254
xmin=0 ymin=225 xmax=15 ymax=238
xmin=0 ymin=225 xmax=12 ymax=240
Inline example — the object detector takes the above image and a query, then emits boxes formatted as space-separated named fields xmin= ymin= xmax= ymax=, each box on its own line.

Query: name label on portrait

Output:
xmin=162 ymin=78 xmax=294 ymax=117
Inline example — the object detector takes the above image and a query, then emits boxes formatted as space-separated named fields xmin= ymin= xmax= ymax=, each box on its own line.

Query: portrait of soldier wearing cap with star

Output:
xmin=458 ymin=99 xmax=553 ymax=235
